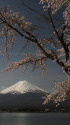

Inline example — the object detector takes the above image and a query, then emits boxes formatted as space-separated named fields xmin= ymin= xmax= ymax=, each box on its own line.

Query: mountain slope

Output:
xmin=0 ymin=81 xmax=46 ymax=94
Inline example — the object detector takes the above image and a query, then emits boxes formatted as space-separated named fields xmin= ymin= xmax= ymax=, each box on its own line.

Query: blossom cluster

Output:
xmin=44 ymin=79 xmax=70 ymax=105
xmin=0 ymin=8 xmax=31 ymax=58
xmin=40 ymin=0 xmax=70 ymax=26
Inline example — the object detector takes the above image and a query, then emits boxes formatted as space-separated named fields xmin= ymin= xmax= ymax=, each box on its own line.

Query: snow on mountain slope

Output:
xmin=0 ymin=81 xmax=46 ymax=94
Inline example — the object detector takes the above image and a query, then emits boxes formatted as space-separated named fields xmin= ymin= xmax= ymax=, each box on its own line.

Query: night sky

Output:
xmin=0 ymin=0 xmax=67 ymax=91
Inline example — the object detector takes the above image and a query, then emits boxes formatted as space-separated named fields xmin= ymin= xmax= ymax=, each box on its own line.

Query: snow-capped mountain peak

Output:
xmin=0 ymin=81 xmax=46 ymax=94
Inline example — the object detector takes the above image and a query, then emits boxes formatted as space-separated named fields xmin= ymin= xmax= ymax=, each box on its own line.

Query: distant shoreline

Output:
xmin=0 ymin=110 xmax=70 ymax=113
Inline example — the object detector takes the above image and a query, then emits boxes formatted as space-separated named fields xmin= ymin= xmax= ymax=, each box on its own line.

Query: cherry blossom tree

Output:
xmin=39 ymin=0 xmax=70 ymax=104
xmin=0 ymin=0 xmax=70 ymax=104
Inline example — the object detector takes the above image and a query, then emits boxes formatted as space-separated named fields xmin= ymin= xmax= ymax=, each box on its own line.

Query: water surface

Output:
xmin=0 ymin=113 xmax=70 ymax=125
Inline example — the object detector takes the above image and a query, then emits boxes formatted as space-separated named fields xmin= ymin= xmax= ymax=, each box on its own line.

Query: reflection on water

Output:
xmin=0 ymin=113 xmax=70 ymax=125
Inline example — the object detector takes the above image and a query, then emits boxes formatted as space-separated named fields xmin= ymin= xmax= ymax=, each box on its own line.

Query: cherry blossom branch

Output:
xmin=2 ymin=55 xmax=46 ymax=72
xmin=4 ymin=21 xmax=69 ymax=74
xmin=44 ymin=79 xmax=70 ymax=105
xmin=48 ymin=9 xmax=69 ymax=61
xmin=0 ymin=9 xmax=69 ymax=75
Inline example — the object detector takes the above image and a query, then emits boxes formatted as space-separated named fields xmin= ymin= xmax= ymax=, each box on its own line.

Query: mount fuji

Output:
xmin=0 ymin=81 xmax=47 ymax=112
xmin=0 ymin=81 xmax=46 ymax=94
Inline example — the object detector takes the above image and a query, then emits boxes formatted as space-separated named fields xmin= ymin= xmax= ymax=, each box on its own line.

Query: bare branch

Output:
xmin=21 ymin=0 xmax=50 ymax=22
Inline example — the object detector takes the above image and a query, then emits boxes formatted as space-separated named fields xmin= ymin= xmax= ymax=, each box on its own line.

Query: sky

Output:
xmin=0 ymin=0 xmax=67 ymax=91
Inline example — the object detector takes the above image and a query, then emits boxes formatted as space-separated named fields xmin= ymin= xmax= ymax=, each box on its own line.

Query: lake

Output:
xmin=0 ymin=113 xmax=70 ymax=125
